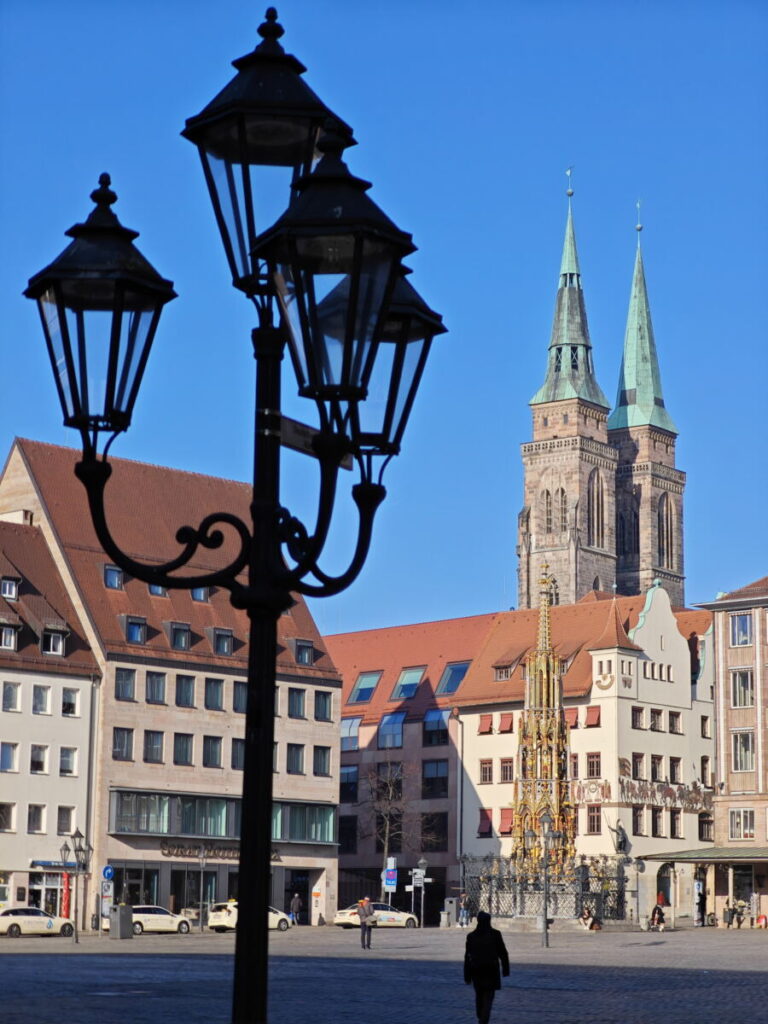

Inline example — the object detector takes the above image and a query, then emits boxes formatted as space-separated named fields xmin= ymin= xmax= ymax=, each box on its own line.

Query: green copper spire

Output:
xmin=531 ymin=185 xmax=608 ymax=408
xmin=607 ymin=222 xmax=677 ymax=433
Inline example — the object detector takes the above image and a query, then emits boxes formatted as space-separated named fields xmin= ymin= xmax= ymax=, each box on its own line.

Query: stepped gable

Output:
xmin=12 ymin=438 xmax=338 ymax=680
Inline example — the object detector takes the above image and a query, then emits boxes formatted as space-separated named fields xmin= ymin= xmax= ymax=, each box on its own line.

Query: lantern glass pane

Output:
xmin=204 ymin=147 xmax=297 ymax=288
xmin=277 ymin=236 xmax=396 ymax=394
xmin=39 ymin=288 xmax=76 ymax=421
xmin=112 ymin=301 xmax=155 ymax=415
xmin=63 ymin=305 xmax=112 ymax=425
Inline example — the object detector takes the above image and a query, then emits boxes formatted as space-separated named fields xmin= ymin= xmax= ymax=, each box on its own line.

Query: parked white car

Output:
xmin=0 ymin=907 xmax=74 ymax=937
xmin=333 ymin=902 xmax=417 ymax=928
xmin=102 ymin=905 xmax=190 ymax=935
xmin=207 ymin=901 xmax=291 ymax=932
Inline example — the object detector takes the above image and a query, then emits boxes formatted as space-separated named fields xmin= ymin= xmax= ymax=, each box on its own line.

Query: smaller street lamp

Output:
xmin=199 ymin=846 xmax=207 ymax=932
xmin=539 ymin=811 xmax=562 ymax=949
xmin=416 ymin=857 xmax=428 ymax=929
xmin=61 ymin=828 xmax=93 ymax=944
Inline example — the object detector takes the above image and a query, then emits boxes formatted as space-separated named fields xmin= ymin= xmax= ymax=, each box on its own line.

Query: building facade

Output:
xmin=456 ymin=582 xmax=714 ymax=918
xmin=517 ymin=200 xmax=685 ymax=609
xmin=0 ymin=521 xmax=98 ymax=916
xmin=698 ymin=577 xmax=768 ymax=921
xmin=0 ymin=439 xmax=342 ymax=928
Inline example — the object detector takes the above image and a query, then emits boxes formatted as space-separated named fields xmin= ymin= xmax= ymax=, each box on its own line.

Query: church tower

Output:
xmin=517 ymin=183 xmax=618 ymax=609
xmin=607 ymin=214 xmax=685 ymax=605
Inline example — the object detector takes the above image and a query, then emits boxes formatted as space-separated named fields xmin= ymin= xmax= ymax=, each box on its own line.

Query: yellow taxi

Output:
xmin=0 ymin=907 xmax=74 ymax=937
xmin=102 ymin=904 xmax=190 ymax=935
xmin=207 ymin=900 xmax=291 ymax=932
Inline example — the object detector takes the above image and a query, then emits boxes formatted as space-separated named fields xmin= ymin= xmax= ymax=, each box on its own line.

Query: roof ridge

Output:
xmin=17 ymin=437 xmax=252 ymax=492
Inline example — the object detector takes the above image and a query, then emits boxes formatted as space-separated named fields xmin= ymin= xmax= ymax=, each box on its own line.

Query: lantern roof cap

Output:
xmin=387 ymin=271 xmax=446 ymax=334
xmin=182 ymin=7 xmax=354 ymax=152
xmin=253 ymin=136 xmax=415 ymax=254
xmin=24 ymin=174 xmax=176 ymax=302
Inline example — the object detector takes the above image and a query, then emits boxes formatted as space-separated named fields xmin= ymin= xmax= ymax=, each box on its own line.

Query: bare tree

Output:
xmin=357 ymin=759 xmax=444 ymax=901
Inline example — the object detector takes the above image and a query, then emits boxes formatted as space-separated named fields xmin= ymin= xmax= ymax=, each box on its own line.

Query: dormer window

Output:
xmin=148 ymin=583 xmax=167 ymax=597
xmin=213 ymin=629 xmax=233 ymax=656
xmin=126 ymin=617 xmax=147 ymax=645
xmin=0 ymin=626 xmax=17 ymax=650
xmin=191 ymin=587 xmax=209 ymax=602
xmin=104 ymin=565 xmax=123 ymax=590
xmin=295 ymin=641 xmax=314 ymax=666
xmin=42 ymin=630 xmax=65 ymax=655
xmin=170 ymin=623 xmax=191 ymax=651
xmin=0 ymin=577 xmax=18 ymax=600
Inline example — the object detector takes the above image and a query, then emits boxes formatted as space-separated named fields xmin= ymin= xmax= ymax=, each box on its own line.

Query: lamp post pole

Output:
xmin=25 ymin=11 xmax=443 ymax=1024
xmin=418 ymin=857 xmax=428 ymax=928
xmin=199 ymin=846 xmax=207 ymax=933
xmin=539 ymin=811 xmax=561 ymax=949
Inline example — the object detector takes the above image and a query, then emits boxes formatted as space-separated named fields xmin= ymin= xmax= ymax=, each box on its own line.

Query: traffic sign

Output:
xmin=102 ymin=865 xmax=114 ymax=881
xmin=384 ymin=868 xmax=397 ymax=892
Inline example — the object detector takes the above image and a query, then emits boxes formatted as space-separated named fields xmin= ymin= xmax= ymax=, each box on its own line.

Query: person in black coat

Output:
xmin=464 ymin=911 xmax=510 ymax=1024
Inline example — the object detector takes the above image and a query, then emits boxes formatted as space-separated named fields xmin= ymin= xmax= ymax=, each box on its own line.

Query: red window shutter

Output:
xmin=478 ymin=714 xmax=493 ymax=734
xmin=564 ymin=708 xmax=578 ymax=728
xmin=499 ymin=808 xmax=514 ymax=835
xmin=499 ymin=713 xmax=514 ymax=733
xmin=478 ymin=808 xmax=492 ymax=835
xmin=585 ymin=705 xmax=601 ymax=727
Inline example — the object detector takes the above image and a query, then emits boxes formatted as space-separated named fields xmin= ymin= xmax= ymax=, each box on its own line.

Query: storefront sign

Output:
xmin=160 ymin=841 xmax=240 ymax=860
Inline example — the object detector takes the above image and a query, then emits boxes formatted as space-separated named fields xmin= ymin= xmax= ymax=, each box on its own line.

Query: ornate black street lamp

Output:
xmin=539 ymin=810 xmax=562 ymax=948
xmin=59 ymin=828 xmax=92 ymax=944
xmin=26 ymin=10 xmax=442 ymax=1024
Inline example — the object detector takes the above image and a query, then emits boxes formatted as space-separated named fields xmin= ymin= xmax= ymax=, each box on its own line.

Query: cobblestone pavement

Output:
xmin=1 ymin=925 xmax=767 ymax=1023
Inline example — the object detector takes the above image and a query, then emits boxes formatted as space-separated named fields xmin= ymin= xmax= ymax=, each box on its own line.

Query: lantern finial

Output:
xmin=256 ymin=8 xmax=285 ymax=53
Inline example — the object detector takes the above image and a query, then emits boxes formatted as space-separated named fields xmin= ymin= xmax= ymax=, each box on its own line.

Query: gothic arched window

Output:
xmin=542 ymin=490 xmax=552 ymax=533
xmin=587 ymin=469 xmax=604 ymax=548
xmin=593 ymin=576 xmax=601 ymax=591
xmin=658 ymin=492 xmax=674 ymax=569
xmin=555 ymin=488 xmax=568 ymax=532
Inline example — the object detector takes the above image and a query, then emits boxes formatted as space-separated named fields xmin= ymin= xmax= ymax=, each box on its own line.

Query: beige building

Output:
xmin=452 ymin=584 xmax=714 ymax=919
xmin=0 ymin=521 xmax=98 ymax=915
xmin=0 ymin=439 xmax=342 ymax=928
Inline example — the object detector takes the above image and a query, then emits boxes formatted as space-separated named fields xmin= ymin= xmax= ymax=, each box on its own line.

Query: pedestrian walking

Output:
xmin=649 ymin=903 xmax=665 ymax=932
xmin=458 ymin=891 xmax=470 ymax=928
xmin=357 ymin=896 xmax=376 ymax=949
xmin=289 ymin=892 xmax=303 ymax=926
xmin=463 ymin=910 xmax=509 ymax=1024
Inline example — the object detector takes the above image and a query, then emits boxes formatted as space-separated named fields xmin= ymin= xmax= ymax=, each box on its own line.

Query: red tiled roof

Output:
xmin=12 ymin=439 xmax=339 ymax=682
xmin=588 ymin=599 xmax=641 ymax=652
xmin=710 ymin=576 xmax=768 ymax=604
xmin=0 ymin=521 xmax=97 ymax=677
xmin=325 ymin=612 xmax=499 ymax=725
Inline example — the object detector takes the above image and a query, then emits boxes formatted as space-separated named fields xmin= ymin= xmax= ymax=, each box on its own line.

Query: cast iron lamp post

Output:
xmin=60 ymin=828 xmax=92 ymax=944
xmin=25 ymin=10 xmax=443 ymax=1024
xmin=539 ymin=810 xmax=562 ymax=948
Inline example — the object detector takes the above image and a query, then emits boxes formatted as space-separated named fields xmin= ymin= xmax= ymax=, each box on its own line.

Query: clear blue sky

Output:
xmin=1 ymin=0 xmax=766 ymax=636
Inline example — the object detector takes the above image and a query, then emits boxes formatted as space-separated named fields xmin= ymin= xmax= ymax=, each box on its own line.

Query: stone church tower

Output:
xmin=517 ymin=197 xmax=685 ymax=609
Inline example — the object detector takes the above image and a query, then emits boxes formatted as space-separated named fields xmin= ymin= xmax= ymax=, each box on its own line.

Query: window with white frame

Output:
xmin=42 ymin=630 xmax=65 ymax=655
xmin=2 ymin=681 xmax=20 ymax=712
xmin=0 ymin=626 xmax=16 ymax=650
xmin=0 ymin=742 xmax=18 ymax=772
xmin=30 ymin=744 xmax=48 ymax=773
xmin=730 ymin=613 xmax=752 ymax=647
xmin=57 ymin=806 xmax=74 ymax=835
xmin=104 ymin=565 xmax=123 ymax=590
xmin=32 ymin=685 xmax=50 ymax=714
xmin=729 ymin=808 xmax=755 ymax=840
xmin=59 ymin=747 xmax=77 ymax=776
xmin=1 ymin=577 xmax=19 ymax=600
xmin=126 ymin=618 xmax=146 ymax=645
xmin=731 ymin=670 xmax=754 ymax=708
xmin=170 ymin=622 xmax=191 ymax=651
xmin=27 ymin=804 xmax=45 ymax=833
xmin=214 ymin=629 xmax=233 ymax=655
xmin=732 ymin=731 xmax=755 ymax=772
xmin=61 ymin=688 xmax=78 ymax=716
